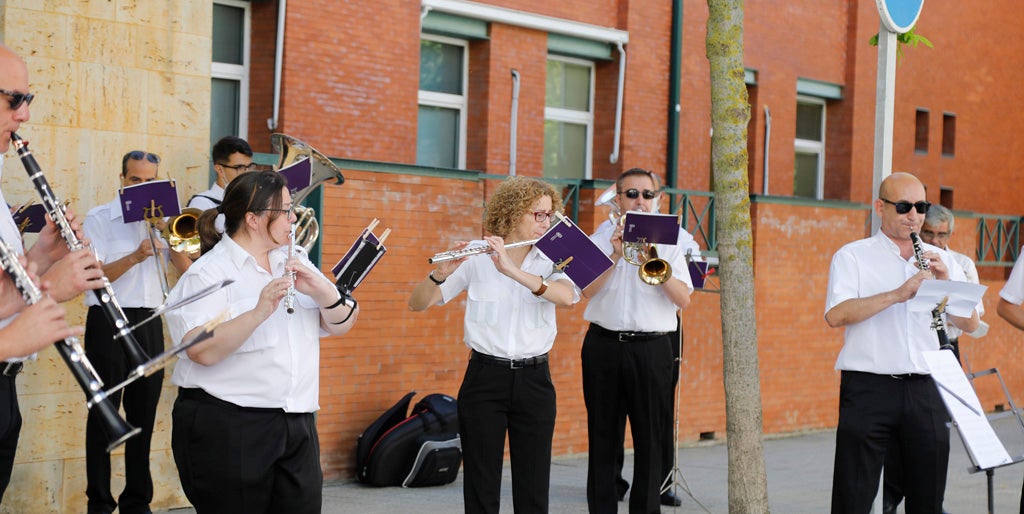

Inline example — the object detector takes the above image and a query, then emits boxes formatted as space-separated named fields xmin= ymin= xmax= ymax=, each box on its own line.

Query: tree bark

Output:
xmin=706 ymin=1 xmax=771 ymax=512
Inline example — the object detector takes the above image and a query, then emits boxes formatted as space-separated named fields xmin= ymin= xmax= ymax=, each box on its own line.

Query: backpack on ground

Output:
xmin=355 ymin=392 xmax=461 ymax=487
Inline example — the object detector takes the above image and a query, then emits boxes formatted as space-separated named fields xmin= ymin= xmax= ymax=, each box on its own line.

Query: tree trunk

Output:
xmin=705 ymin=1 xmax=770 ymax=512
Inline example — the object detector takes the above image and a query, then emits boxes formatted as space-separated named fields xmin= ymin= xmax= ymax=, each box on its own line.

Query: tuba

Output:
xmin=271 ymin=134 xmax=345 ymax=252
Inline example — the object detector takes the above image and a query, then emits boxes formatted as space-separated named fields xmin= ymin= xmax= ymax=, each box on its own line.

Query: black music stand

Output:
xmin=685 ymin=250 xmax=719 ymax=294
xmin=963 ymin=367 xmax=1024 ymax=514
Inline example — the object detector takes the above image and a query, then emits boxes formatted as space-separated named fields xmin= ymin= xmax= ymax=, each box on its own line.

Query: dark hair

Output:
xmin=211 ymin=136 xmax=253 ymax=164
xmin=198 ymin=170 xmax=288 ymax=254
xmin=121 ymin=150 xmax=160 ymax=176
xmin=616 ymin=167 xmax=662 ymax=190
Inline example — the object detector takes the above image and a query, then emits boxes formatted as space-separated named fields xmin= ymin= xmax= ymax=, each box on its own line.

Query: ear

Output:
xmin=873 ymin=198 xmax=885 ymax=219
xmin=244 ymin=211 xmax=260 ymax=231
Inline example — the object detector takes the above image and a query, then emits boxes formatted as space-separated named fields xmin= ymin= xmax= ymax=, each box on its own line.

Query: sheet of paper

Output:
xmin=909 ymin=279 xmax=986 ymax=317
xmin=922 ymin=350 xmax=1013 ymax=470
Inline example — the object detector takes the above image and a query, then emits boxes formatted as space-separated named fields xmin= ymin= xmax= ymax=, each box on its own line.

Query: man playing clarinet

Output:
xmin=825 ymin=172 xmax=980 ymax=514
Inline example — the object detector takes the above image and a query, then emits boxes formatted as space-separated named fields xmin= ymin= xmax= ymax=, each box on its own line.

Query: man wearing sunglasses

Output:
xmin=187 ymin=136 xmax=254 ymax=212
xmin=0 ymin=43 xmax=113 ymax=503
xmin=83 ymin=150 xmax=190 ymax=514
xmin=826 ymin=172 xmax=980 ymax=513
xmin=581 ymin=168 xmax=699 ymax=513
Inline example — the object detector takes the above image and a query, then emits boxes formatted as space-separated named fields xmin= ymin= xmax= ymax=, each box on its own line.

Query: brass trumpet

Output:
xmin=595 ymin=184 xmax=671 ymax=285
xmin=161 ymin=207 xmax=203 ymax=254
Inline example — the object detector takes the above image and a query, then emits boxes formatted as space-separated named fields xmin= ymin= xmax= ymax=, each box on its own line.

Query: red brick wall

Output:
xmin=242 ymin=0 xmax=1024 ymax=481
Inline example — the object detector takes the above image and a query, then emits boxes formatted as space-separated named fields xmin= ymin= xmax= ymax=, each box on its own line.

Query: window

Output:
xmin=211 ymin=1 xmax=250 ymax=149
xmin=544 ymin=56 xmax=594 ymax=180
xmin=942 ymin=113 xmax=956 ymax=156
xmin=417 ymin=35 xmax=468 ymax=169
xmin=915 ymin=108 xmax=929 ymax=153
xmin=793 ymin=97 xmax=825 ymax=199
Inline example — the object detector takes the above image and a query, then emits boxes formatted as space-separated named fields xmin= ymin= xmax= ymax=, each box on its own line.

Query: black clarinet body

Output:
xmin=10 ymin=133 xmax=150 ymax=369
xmin=909 ymin=231 xmax=955 ymax=352
xmin=0 ymin=238 xmax=140 ymax=451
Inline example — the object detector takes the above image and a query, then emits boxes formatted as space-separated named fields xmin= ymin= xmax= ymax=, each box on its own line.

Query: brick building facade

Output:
xmin=1 ymin=0 xmax=1023 ymax=511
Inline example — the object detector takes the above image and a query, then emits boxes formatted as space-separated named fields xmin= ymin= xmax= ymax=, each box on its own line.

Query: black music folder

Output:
xmin=534 ymin=215 xmax=613 ymax=290
xmin=331 ymin=219 xmax=390 ymax=295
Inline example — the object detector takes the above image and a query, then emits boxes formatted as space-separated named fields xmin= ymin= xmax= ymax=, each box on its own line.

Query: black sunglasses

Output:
xmin=880 ymin=197 xmax=930 ymax=215
xmin=619 ymin=188 xmax=658 ymax=200
xmin=126 ymin=150 xmax=161 ymax=164
xmin=0 ymin=88 xmax=34 ymax=110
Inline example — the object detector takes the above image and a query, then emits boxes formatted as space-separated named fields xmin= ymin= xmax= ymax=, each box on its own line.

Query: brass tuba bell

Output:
xmin=270 ymin=133 xmax=345 ymax=253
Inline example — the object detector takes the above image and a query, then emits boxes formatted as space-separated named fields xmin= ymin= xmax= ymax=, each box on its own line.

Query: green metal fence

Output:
xmin=975 ymin=214 xmax=1023 ymax=267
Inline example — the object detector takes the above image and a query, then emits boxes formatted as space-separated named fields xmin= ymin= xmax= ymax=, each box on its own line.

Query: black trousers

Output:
xmin=582 ymin=324 xmax=673 ymax=514
xmin=0 ymin=374 xmax=20 ymax=503
xmin=831 ymin=371 xmax=950 ymax=514
xmin=84 ymin=306 xmax=164 ymax=514
xmin=615 ymin=318 xmax=682 ymax=498
xmin=171 ymin=388 xmax=322 ymax=514
xmin=458 ymin=353 xmax=556 ymax=514
xmin=883 ymin=342 xmax=959 ymax=512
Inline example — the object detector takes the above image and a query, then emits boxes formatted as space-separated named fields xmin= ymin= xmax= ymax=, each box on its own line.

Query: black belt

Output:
xmin=592 ymin=323 xmax=671 ymax=343
xmin=1 ymin=362 xmax=22 ymax=377
xmin=471 ymin=350 xmax=548 ymax=369
xmin=178 ymin=387 xmax=285 ymax=414
xmin=889 ymin=373 xmax=931 ymax=380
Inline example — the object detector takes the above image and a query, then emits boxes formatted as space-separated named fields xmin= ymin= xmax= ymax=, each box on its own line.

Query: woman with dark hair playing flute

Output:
xmin=165 ymin=170 xmax=358 ymax=513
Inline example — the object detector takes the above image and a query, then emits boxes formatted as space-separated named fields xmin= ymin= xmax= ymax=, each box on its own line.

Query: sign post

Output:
xmin=871 ymin=0 xmax=925 ymax=233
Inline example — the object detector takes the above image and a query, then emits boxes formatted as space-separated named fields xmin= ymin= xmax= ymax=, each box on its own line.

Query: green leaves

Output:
xmin=868 ymin=25 xmax=933 ymax=61
xmin=869 ymin=26 xmax=933 ymax=62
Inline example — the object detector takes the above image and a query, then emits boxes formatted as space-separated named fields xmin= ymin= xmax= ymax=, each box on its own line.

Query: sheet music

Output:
xmin=533 ymin=216 xmax=612 ymax=290
xmin=909 ymin=279 xmax=986 ymax=318
xmin=922 ymin=350 xmax=1013 ymax=470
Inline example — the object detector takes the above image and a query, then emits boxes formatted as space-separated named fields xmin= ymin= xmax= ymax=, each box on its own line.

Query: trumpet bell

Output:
xmin=162 ymin=207 xmax=203 ymax=254
xmin=637 ymin=246 xmax=672 ymax=286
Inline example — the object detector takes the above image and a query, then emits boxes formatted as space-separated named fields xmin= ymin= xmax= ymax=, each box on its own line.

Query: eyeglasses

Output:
xmin=619 ymin=188 xmax=659 ymax=200
xmin=531 ymin=211 xmax=556 ymax=222
xmin=879 ymin=197 xmax=930 ymax=215
xmin=0 ymin=88 xmax=34 ymax=110
xmin=218 ymin=162 xmax=255 ymax=172
xmin=126 ymin=150 xmax=161 ymax=164
xmin=258 ymin=206 xmax=295 ymax=216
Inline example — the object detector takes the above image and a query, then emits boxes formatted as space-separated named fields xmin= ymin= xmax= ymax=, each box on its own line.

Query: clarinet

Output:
xmin=10 ymin=133 xmax=150 ymax=368
xmin=910 ymin=232 xmax=955 ymax=351
xmin=0 ymin=238 xmax=140 ymax=452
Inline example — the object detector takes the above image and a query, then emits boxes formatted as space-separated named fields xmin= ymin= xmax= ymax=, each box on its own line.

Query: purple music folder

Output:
xmin=622 ymin=212 xmax=680 ymax=245
xmin=332 ymin=230 xmax=386 ymax=294
xmin=11 ymin=204 xmax=46 ymax=233
xmin=534 ymin=216 xmax=613 ymax=290
xmin=118 ymin=180 xmax=181 ymax=223
xmin=278 ymin=158 xmax=312 ymax=198
xmin=688 ymin=260 xmax=713 ymax=289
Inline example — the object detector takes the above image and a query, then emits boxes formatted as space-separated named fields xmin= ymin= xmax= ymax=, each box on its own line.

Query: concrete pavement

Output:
xmin=159 ymin=415 xmax=1024 ymax=513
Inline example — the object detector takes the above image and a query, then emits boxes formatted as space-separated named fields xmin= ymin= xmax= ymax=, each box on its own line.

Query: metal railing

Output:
xmin=976 ymin=215 xmax=1023 ymax=267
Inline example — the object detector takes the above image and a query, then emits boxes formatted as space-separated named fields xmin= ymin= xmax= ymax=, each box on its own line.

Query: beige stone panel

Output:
xmin=3 ymin=459 xmax=62 ymax=513
xmin=17 ymin=390 xmax=88 ymax=463
xmin=1 ymin=7 xmax=72 ymax=61
xmin=137 ymin=26 xmax=210 ymax=77
xmin=171 ymin=0 xmax=213 ymax=38
xmin=150 ymin=448 xmax=191 ymax=510
xmin=24 ymin=58 xmax=78 ymax=128
xmin=78 ymin=63 xmax=148 ymax=134
xmin=17 ymin=347 xmax=79 ymax=397
xmin=61 ymin=450 xmax=191 ymax=512
xmin=61 ymin=456 xmax=87 ymax=513
xmin=69 ymin=16 xmax=135 ymax=68
xmin=117 ymin=0 xmax=171 ymax=28
xmin=146 ymin=73 xmax=209 ymax=138
xmin=39 ymin=0 xmax=117 ymax=20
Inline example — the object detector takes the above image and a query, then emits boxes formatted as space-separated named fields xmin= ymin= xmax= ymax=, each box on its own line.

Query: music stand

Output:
xmin=964 ymin=367 xmax=1024 ymax=514
xmin=685 ymin=250 xmax=719 ymax=294
xmin=924 ymin=351 xmax=1024 ymax=514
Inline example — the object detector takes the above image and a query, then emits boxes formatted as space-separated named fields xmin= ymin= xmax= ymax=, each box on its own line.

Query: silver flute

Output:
xmin=428 ymin=239 xmax=539 ymax=264
xmin=285 ymin=227 xmax=296 ymax=314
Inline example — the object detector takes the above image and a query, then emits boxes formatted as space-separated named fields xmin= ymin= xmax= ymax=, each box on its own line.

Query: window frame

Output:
xmin=543 ymin=54 xmax=595 ymax=179
xmin=417 ymin=33 xmax=469 ymax=170
xmin=211 ymin=0 xmax=251 ymax=141
xmin=793 ymin=95 xmax=826 ymax=200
